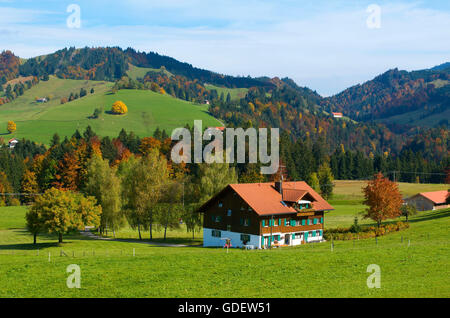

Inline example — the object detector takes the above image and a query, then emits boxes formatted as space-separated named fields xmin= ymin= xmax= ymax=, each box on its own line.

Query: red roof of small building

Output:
xmin=199 ymin=181 xmax=334 ymax=216
xmin=417 ymin=190 xmax=449 ymax=204
xmin=332 ymin=112 xmax=343 ymax=116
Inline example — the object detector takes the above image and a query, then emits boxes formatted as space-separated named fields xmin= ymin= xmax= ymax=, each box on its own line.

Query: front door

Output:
xmin=285 ymin=234 xmax=290 ymax=245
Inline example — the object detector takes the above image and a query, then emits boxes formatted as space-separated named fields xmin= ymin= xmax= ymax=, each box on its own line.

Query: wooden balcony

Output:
xmin=295 ymin=208 xmax=315 ymax=216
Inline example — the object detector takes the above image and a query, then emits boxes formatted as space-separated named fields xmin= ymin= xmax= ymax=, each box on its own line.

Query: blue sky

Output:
xmin=0 ymin=0 xmax=449 ymax=96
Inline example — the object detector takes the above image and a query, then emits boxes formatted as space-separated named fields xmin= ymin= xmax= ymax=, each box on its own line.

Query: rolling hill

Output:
xmin=322 ymin=66 xmax=450 ymax=129
xmin=1 ymin=76 xmax=221 ymax=145
xmin=0 ymin=47 xmax=448 ymax=163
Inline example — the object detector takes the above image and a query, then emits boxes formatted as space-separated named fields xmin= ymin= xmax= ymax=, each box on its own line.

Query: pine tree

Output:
xmin=317 ymin=162 xmax=334 ymax=200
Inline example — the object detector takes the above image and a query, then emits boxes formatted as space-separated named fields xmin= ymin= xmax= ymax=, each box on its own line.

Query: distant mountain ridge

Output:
xmin=16 ymin=46 xmax=272 ymax=89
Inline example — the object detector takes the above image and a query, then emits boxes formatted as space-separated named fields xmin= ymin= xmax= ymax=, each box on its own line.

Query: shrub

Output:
xmin=324 ymin=221 xmax=409 ymax=240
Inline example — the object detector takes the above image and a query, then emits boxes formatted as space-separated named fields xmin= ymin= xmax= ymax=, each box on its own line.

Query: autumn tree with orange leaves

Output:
xmin=363 ymin=172 xmax=403 ymax=227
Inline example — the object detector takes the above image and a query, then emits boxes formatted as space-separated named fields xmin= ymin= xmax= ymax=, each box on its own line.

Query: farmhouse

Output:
xmin=205 ymin=126 xmax=226 ymax=137
xmin=331 ymin=112 xmax=343 ymax=118
xmin=404 ymin=190 xmax=449 ymax=211
xmin=197 ymin=181 xmax=334 ymax=248
xmin=8 ymin=138 xmax=18 ymax=149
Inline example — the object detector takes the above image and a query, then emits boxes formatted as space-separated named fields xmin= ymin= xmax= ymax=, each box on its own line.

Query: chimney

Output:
xmin=275 ymin=180 xmax=283 ymax=194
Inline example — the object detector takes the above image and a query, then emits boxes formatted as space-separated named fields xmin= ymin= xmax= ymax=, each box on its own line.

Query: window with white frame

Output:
xmin=212 ymin=230 xmax=221 ymax=237
xmin=227 ymin=209 xmax=232 ymax=216
xmin=244 ymin=218 xmax=250 ymax=226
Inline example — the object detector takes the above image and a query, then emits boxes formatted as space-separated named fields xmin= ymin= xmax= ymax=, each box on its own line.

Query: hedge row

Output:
xmin=324 ymin=222 xmax=409 ymax=240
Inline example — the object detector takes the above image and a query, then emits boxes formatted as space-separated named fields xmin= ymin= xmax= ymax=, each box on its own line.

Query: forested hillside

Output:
xmin=321 ymin=67 xmax=450 ymax=128
xmin=1 ymin=47 xmax=448 ymax=186
xmin=0 ymin=51 xmax=20 ymax=82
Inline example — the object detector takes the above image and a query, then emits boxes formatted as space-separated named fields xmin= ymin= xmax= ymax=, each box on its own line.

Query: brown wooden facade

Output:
xmin=202 ymin=186 xmax=325 ymax=242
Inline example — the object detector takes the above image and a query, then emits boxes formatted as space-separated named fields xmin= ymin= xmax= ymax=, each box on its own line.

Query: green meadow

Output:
xmin=204 ymin=84 xmax=248 ymax=101
xmin=0 ymin=77 xmax=221 ymax=145
xmin=0 ymin=189 xmax=449 ymax=297
xmin=126 ymin=64 xmax=173 ymax=80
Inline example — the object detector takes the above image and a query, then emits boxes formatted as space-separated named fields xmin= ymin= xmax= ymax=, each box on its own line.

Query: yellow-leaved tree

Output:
xmin=7 ymin=121 xmax=16 ymax=133
xmin=111 ymin=101 xmax=128 ymax=114
xmin=27 ymin=188 xmax=102 ymax=243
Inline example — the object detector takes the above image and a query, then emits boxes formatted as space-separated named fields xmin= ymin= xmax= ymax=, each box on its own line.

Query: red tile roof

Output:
xmin=418 ymin=190 xmax=449 ymax=204
xmin=198 ymin=181 xmax=333 ymax=216
xmin=282 ymin=189 xmax=307 ymax=202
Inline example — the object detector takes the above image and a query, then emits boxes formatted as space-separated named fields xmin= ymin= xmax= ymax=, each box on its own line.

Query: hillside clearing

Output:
xmin=204 ymin=84 xmax=248 ymax=100
xmin=0 ymin=77 xmax=221 ymax=144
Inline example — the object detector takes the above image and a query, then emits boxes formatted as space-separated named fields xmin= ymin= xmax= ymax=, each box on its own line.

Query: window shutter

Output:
xmin=278 ymin=219 xmax=281 ymax=226
xmin=301 ymin=219 xmax=305 ymax=226
xmin=320 ymin=217 xmax=323 ymax=224
xmin=313 ymin=219 xmax=317 ymax=225
xmin=262 ymin=220 xmax=265 ymax=227
xmin=284 ymin=219 xmax=287 ymax=226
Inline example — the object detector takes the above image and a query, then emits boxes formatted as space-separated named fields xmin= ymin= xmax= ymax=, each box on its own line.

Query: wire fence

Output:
xmin=0 ymin=233 xmax=447 ymax=260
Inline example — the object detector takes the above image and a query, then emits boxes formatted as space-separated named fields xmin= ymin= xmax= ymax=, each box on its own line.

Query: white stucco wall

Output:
xmin=203 ymin=228 xmax=324 ymax=248
xmin=203 ymin=228 xmax=261 ymax=248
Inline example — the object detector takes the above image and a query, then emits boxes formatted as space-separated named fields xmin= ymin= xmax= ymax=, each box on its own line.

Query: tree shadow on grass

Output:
xmin=0 ymin=242 xmax=60 ymax=250
xmin=407 ymin=209 xmax=450 ymax=224
xmin=106 ymin=237 xmax=202 ymax=246
xmin=361 ymin=209 xmax=450 ymax=228
xmin=0 ymin=229 xmax=94 ymax=250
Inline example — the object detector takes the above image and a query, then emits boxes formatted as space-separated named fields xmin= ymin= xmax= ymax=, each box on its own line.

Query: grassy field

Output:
xmin=326 ymin=180 xmax=448 ymax=227
xmin=332 ymin=180 xmax=448 ymax=200
xmin=375 ymin=106 xmax=450 ymax=128
xmin=204 ymin=84 xmax=248 ymax=100
xmin=126 ymin=64 xmax=173 ymax=80
xmin=0 ymin=77 xmax=221 ymax=145
xmin=0 ymin=196 xmax=448 ymax=297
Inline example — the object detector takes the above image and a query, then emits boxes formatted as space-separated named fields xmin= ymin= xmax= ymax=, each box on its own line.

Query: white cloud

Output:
xmin=0 ymin=2 xmax=448 ymax=96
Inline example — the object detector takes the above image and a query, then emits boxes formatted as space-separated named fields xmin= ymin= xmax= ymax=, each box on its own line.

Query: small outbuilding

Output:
xmin=404 ymin=190 xmax=449 ymax=211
